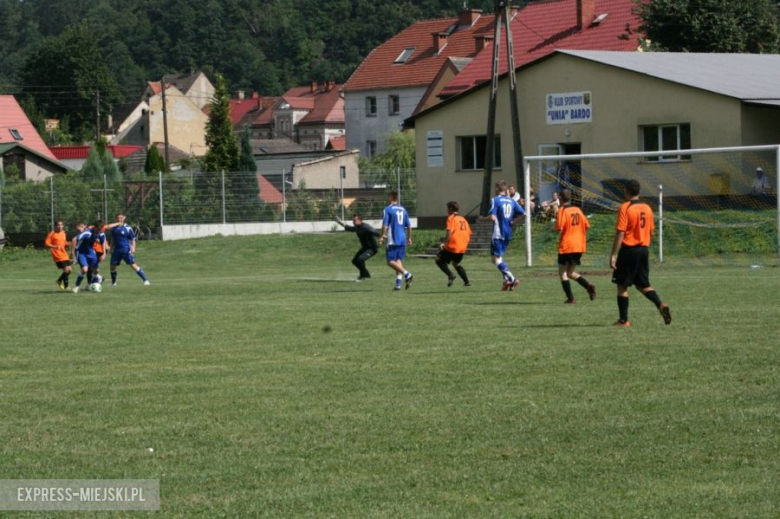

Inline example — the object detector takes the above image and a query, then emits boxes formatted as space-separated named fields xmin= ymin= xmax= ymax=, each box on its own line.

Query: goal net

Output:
xmin=522 ymin=145 xmax=779 ymax=268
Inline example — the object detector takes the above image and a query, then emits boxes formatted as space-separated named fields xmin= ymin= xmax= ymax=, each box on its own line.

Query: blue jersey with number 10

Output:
xmin=383 ymin=203 xmax=410 ymax=246
xmin=489 ymin=195 xmax=525 ymax=240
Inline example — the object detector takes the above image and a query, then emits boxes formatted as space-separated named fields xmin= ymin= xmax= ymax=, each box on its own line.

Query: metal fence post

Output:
xmin=776 ymin=146 xmax=780 ymax=265
xmin=658 ymin=184 xmax=664 ymax=263
xmin=221 ymin=170 xmax=226 ymax=224
xmin=282 ymin=168 xmax=287 ymax=223
xmin=396 ymin=167 xmax=401 ymax=204
xmin=339 ymin=165 xmax=345 ymax=223
xmin=50 ymin=176 xmax=55 ymax=229
xmin=159 ymin=171 xmax=164 ymax=230
xmin=524 ymin=160 xmax=532 ymax=267
xmin=103 ymin=174 xmax=108 ymax=222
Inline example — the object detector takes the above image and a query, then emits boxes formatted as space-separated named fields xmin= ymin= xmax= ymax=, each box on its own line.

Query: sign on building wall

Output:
xmin=546 ymin=91 xmax=592 ymax=125
xmin=427 ymin=130 xmax=443 ymax=167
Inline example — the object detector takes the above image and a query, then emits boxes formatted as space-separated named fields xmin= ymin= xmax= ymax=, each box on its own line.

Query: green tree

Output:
xmin=196 ymin=73 xmax=239 ymax=220
xmin=144 ymin=145 xmax=167 ymax=175
xmin=20 ymin=22 xmax=122 ymax=140
xmin=228 ymin=126 xmax=263 ymax=221
xmin=635 ymin=0 xmax=780 ymax=53
xmin=204 ymin=73 xmax=239 ymax=172
xmin=360 ymin=130 xmax=416 ymax=170
xmin=81 ymin=139 xmax=120 ymax=182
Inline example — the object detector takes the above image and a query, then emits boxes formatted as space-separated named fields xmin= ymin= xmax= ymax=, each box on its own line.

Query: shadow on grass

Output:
xmin=507 ymin=323 xmax=607 ymax=329
xmin=470 ymin=301 xmax=556 ymax=306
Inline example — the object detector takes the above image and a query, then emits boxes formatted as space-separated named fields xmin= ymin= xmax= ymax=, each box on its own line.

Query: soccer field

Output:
xmin=1 ymin=233 xmax=778 ymax=517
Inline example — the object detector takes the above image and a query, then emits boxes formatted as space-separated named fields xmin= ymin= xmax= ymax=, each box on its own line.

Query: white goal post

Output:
xmin=522 ymin=144 xmax=780 ymax=267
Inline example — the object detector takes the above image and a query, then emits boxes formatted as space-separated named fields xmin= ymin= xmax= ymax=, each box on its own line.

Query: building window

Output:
xmin=458 ymin=135 xmax=501 ymax=170
xmin=388 ymin=95 xmax=400 ymax=115
xmin=641 ymin=123 xmax=691 ymax=161
xmin=366 ymin=140 xmax=377 ymax=157
xmin=9 ymin=128 xmax=22 ymax=140
xmin=366 ymin=96 xmax=377 ymax=117
xmin=394 ymin=47 xmax=416 ymax=64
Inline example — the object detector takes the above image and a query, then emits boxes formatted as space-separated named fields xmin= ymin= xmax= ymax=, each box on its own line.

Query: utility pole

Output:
xmin=479 ymin=0 xmax=526 ymax=215
xmin=161 ymin=77 xmax=170 ymax=170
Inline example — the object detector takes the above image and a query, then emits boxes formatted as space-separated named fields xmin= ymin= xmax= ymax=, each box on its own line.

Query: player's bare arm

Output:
xmin=610 ymin=231 xmax=625 ymax=270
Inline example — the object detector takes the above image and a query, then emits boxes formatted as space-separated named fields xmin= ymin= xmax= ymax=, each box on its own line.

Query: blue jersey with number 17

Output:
xmin=489 ymin=195 xmax=525 ymax=240
xmin=382 ymin=203 xmax=410 ymax=246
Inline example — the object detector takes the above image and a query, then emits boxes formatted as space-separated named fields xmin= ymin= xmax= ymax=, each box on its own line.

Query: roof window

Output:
xmin=395 ymin=47 xmax=416 ymax=64
xmin=9 ymin=128 xmax=22 ymax=140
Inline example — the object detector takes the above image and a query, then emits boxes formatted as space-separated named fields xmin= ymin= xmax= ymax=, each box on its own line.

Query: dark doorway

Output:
xmin=561 ymin=143 xmax=582 ymax=205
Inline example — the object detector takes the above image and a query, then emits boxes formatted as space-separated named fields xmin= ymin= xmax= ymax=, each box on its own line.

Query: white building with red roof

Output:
xmin=0 ymin=95 xmax=68 ymax=181
xmin=343 ymin=7 xmax=497 ymax=157
xmin=49 ymin=145 xmax=143 ymax=171
xmin=249 ymin=81 xmax=345 ymax=151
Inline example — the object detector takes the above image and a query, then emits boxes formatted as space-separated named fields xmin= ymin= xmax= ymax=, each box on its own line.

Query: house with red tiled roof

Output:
xmin=343 ymin=6 xmax=500 ymax=157
xmin=0 ymin=95 xmax=69 ymax=181
xmin=249 ymin=81 xmax=345 ymax=151
xmin=439 ymin=0 xmax=641 ymax=98
xmin=229 ymin=91 xmax=278 ymax=130
xmin=50 ymin=145 xmax=143 ymax=171
xmin=326 ymin=135 xmax=347 ymax=151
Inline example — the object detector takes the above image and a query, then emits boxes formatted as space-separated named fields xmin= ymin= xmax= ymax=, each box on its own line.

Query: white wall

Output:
xmin=159 ymin=218 xmax=417 ymax=241
xmin=345 ymin=86 xmax=426 ymax=157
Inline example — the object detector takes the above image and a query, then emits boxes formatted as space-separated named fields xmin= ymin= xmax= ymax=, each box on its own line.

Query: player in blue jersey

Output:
xmin=70 ymin=221 xmax=102 ymax=293
xmin=487 ymin=180 xmax=525 ymax=291
xmin=105 ymin=212 xmax=150 ymax=286
xmin=378 ymin=190 xmax=414 ymax=290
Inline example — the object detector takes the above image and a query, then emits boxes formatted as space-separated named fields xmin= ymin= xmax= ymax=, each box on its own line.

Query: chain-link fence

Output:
xmin=0 ymin=168 xmax=416 ymax=242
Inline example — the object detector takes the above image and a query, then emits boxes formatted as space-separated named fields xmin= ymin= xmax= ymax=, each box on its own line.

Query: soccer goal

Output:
xmin=522 ymin=145 xmax=780 ymax=268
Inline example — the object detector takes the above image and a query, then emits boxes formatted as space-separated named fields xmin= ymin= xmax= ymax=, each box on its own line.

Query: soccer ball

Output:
xmin=90 ymin=283 xmax=102 ymax=293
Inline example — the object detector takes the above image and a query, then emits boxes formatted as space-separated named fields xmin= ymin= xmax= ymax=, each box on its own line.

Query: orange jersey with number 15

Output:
xmin=556 ymin=205 xmax=589 ymax=253
xmin=444 ymin=214 xmax=472 ymax=254
xmin=616 ymin=201 xmax=654 ymax=247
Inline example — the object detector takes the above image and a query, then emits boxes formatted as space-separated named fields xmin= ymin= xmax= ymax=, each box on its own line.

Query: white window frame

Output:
xmin=457 ymin=135 xmax=501 ymax=171
xmin=640 ymin=123 xmax=691 ymax=162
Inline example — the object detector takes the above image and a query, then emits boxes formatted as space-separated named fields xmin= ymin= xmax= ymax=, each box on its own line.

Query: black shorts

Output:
xmin=557 ymin=253 xmax=582 ymax=266
xmin=437 ymin=249 xmax=464 ymax=264
xmin=612 ymin=246 xmax=650 ymax=288
xmin=55 ymin=260 xmax=70 ymax=269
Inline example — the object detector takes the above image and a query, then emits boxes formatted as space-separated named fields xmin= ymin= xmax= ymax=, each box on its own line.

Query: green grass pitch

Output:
xmin=0 ymin=232 xmax=778 ymax=517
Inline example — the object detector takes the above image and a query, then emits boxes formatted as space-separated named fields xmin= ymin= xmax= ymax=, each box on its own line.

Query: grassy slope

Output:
xmin=0 ymin=233 xmax=778 ymax=518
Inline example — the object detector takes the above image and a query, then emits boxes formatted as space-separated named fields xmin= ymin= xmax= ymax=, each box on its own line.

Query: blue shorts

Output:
xmin=386 ymin=245 xmax=406 ymax=261
xmin=77 ymin=252 xmax=98 ymax=269
xmin=110 ymin=251 xmax=136 ymax=266
xmin=490 ymin=238 xmax=510 ymax=257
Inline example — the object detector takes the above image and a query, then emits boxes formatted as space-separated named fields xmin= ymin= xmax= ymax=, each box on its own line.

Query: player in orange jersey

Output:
xmin=554 ymin=189 xmax=595 ymax=304
xmin=44 ymin=220 xmax=72 ymax=290
xmin=609 ymin=180 xmax=671 ymax=327
xmin=91 ymin=223 xmax=108 ymax=286
xmin=435 ymin=201 xmax=472 ymax=287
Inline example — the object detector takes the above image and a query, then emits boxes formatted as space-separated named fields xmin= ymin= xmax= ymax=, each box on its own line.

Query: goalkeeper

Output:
xmin=335 ymin=213 xmax=381 ymax=281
